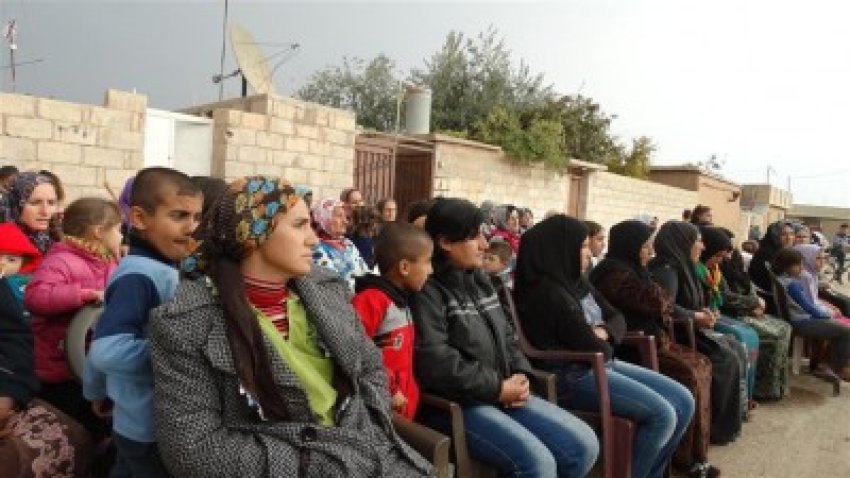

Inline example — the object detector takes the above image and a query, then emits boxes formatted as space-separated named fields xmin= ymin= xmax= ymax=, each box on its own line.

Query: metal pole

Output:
xmin=218 ymin=0 xmax=229 ymax=100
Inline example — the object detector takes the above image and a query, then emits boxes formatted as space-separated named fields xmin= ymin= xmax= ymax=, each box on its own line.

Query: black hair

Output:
xmin=376 ymin=197 xmax=396 ymax=214
xmin=406 ymin=198 xmax=434 ymax=224
xmin=584 ymin=220 xmax=603 ymax=237
xmin=0 ymin=165 xmax=18 ymax=181
xmin=691 ymin=205 xmax=711 ymax=224
xmin=773 ymin=247 xmax=803 ymax=275
xmin=190 ymin=176 xmax=228 ymax=241
xmin=425 ymin=197 xmax=483 ymax=267
xmin=374 ymin=222 xmax=433 ymax=274
xmin=486 ymin=240 xmax=513 ymax=265
xmin=131 ymin=167 xmax=201 ymax=213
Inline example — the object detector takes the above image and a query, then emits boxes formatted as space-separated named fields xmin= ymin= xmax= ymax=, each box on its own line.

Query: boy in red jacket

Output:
xmin=352 ymin=222 xmax=433 ymax=419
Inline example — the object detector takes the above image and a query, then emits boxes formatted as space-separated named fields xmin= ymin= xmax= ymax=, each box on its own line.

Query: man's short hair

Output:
xmin=374 ymin=222 xmax=432 ymax=274
xmin=131 ymin=167 xmax=201 ymax=213
xmin=0 ymin=165 xmax=18 ymax=181
xmin=486 ymin=240 xmax=513 ymax=265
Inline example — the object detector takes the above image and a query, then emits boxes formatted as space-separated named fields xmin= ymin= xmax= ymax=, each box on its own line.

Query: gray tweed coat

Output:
xmin=149 ymin=268 xmax=432 ymax=477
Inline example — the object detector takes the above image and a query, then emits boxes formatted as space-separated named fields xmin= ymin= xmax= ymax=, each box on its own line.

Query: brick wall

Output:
xmin=182 ymin=94 xmax=356 ymax=201
xmin=431 ymin=135 xmax=568 ymax=219
xmin=582 ymin=170 xmax=698 ymax=232
xmin=0 ymin=90 xmax=146 ymax=201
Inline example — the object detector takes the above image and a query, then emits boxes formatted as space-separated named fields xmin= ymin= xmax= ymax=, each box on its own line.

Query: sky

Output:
xmin=2 ymin=0 xmax=850 ymax=206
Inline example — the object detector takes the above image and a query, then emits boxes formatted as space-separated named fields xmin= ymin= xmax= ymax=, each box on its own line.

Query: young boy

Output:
xmin=483 ymin=239 xmax=514 ymax=289
xmin=83 ymin=167 xmax=202 ymax=477
xmin=351 ymin=222 xmax=433 ymax=420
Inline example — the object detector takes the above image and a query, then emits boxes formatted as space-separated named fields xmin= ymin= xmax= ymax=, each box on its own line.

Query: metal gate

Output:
xmin=354 ymin=134 xmax=434 ymax=216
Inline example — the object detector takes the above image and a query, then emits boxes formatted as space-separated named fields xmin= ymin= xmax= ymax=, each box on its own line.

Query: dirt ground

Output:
xmin=706 ymin=279 xmax=850 ymax=478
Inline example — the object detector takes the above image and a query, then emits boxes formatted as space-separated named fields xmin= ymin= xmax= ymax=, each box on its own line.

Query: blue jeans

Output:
xmin=556 ymin=360 xmax=695 ymax=478
xmin=425 ymin=395 xmax=598 ymax=477
xmin=109 ymin=434 xmax=171 ymax=478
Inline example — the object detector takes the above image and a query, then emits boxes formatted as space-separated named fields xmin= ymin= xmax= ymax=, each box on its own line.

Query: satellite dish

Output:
xmin=230 ymin=23 xmax=277 ymax=95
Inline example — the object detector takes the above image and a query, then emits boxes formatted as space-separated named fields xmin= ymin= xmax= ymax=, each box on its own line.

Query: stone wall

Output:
xmin=182 ymin=94 xmax=356 ymax=200
xmin=581 ymin=170 xmax=698 ymax=232
xmin=431 ymin=135 xmax=569 ymax=219
xmin=0 ymin=90 xmax=146 ymax=201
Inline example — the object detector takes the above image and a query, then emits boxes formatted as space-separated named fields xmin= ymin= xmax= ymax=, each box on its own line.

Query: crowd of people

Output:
xmin=1 ymin=164 xmax=850 ymax=478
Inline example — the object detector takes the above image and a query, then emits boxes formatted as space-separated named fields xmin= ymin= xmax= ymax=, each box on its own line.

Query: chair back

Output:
xmin=65 ymin=305 xmax=103 ymax=382
xmin=764 ymin=261 xmax=793 ymax=323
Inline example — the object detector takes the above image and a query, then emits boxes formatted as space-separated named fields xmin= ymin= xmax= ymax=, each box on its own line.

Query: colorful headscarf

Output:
xmin=201 ymin=176 xmax=300 ymax=264
xmin=312 ymin=197 xmax=346 ymax=240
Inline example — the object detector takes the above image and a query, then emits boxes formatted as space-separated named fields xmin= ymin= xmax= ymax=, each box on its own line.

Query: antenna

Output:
xmin=2 ymin=19 xmax=17 ymax=92
xmin=212 ymin=23 xmax=300 ymax=98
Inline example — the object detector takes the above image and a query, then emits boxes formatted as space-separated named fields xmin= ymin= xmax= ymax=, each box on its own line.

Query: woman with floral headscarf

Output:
xmin=311 ymin=197 xmax=369 ymax=290
xmin=148 ymin=176 xmax=431 ymax=477
xmin=489 ymin=205 xmax=521 ymax=254
xmin=7 ymin=171 xmax=64 ymax=255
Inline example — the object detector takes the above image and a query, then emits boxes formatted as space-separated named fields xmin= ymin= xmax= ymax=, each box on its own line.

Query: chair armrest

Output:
xmin=621 ymin=333 xmax=659 ymax=371
xmin=527 ymin=369 xmax=557 ymax=403
xmin=418 ymin=393 xmax=471 ymax=473
xmin=392 ymin=414 xmax=450 ymax=478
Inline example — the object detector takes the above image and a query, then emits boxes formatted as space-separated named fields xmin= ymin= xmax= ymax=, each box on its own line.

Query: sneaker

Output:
xmin=684 ymin=462 xmax=721 ymax=478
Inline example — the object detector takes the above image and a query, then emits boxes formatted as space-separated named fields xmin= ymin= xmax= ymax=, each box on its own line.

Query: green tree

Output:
xmin=606 ymin=136 xmax=654 ymax=178
xmin=297 ymin=54 xmax=400 ymax=131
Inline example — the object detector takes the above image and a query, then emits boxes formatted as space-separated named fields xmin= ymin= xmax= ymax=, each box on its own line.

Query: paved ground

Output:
xmin=707 ymin=281 xmax=850 ymax=477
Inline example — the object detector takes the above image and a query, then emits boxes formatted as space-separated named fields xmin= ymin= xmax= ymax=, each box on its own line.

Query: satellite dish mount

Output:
xmin=212 ymin=23 xmax=299 ymax=98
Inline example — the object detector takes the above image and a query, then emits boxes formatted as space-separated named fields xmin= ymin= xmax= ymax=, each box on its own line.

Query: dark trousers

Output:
xmin=38 ymin=380 xmax=110 ymax=443
xmin=109 ymin=434 xmax=172 ymax=478
xmin=792 ymin=319 xmax=850 ymax=367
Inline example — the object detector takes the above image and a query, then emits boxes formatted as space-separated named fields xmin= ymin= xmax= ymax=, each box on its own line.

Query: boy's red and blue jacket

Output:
xmin=352 ymin=274 xmax=419 ymax=419
xmin=83 ymin=236 xmax=179 ymax=443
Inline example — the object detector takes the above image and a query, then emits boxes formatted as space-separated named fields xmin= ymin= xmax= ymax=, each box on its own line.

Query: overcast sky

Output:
xmin=3 ymin=1 xmax=850 ymax=206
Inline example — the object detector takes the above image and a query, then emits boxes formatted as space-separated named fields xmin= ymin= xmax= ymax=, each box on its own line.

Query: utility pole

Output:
xmin=218 ymin=1 xmax=229 ymax=101
xmin=3 ymin=19 xmax=17 ymax=92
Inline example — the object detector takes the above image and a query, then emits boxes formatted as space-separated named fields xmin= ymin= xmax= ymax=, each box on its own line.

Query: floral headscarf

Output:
xmin=312 ymin=197 xmax=346 ymax=240
xmin=190 ymin=176 xmax=299 ymax=273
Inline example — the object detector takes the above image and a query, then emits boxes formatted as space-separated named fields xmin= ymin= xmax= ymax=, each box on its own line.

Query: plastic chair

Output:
xmin=65 ymin=305 xmax=104 ymax=382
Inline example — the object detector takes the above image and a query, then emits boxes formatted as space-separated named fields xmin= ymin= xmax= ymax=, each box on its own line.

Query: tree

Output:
xmin=606 ymin=136 xmax=654 ymax=178
xmin=297 ymin=54 xmax=400 ymax=131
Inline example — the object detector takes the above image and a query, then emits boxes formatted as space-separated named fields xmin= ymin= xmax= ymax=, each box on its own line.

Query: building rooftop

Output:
xmin=788 ymin=204 xmax=850 ymax=220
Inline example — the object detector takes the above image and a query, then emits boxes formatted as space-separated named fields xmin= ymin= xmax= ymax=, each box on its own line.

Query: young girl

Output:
xmin=774 ymin=247 xmax=850 ymax=382
xmin=24 ymin=197 xmax=121 ymax=438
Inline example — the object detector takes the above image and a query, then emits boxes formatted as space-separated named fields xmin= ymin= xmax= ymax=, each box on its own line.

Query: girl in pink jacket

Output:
xmin=24 ymin=197 xmax=122 ymax=439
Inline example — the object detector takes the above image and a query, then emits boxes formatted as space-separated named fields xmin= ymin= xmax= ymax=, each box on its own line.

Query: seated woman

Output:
xmin=796 ymin=243 xmax=850 ymax=318
xmin=489 ymin=204 xmax=522 ymax=253
xmin=590 ymin=220 xmax=718 ymax=478
xmin=311 ymin=197 xmax=369 ymax=290
xmin=696 ymin=226 xmax=761 ymax=411
xmin=413 ymin=198 xmax=598 ymax=478
xmin=649 ymin=221 xmax=746 ymax=446
xmin=514 ymin=215 xmax=695 ymax=478
xmin=750 ymin=221 xmax=795 ymax=293
xmin=148 ymin=176 xmax=432 ymax=477
xmin=720 ymin=230 xmax=793 ymax=401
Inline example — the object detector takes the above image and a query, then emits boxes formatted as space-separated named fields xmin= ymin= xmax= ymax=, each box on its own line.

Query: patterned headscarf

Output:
xmin=202 ymin=176 xmax=300 ymax=263
xmin=795 ymin=243 xmax=823 ymax=304
xmin=7 ymin=172 xmax=61 ymax=254
xmin=117 ymin=176 xmax=135 ymax=228
xmin=312 ymin=197 xmax=346 ymax=239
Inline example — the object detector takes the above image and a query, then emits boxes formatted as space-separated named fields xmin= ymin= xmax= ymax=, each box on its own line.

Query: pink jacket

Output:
xmin=25 ymin=242 xmax=117 ymax=383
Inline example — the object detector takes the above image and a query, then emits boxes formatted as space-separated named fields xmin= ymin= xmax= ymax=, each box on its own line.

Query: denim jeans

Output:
xmin=556 ymin=360 xmax=695 ymax=478
xmin=424 ymin=395 xmax=599 ymax=477
xmin=109 ymin=434 xmax=172 ymax=478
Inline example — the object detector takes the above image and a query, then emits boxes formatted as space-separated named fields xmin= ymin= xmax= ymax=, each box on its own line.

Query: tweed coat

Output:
xmin=149 ymin=267 xmax=432 ymax=477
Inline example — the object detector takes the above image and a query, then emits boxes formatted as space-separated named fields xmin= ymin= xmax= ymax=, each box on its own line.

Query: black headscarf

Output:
xmin=750 ymin=220 xmax=790 ymax=291
xmin=590 ymin=220 xmax=654 ymax=283
xmin=699 ymin=226 xmax=733 ymax=264
xmin=650 ymin=221 xmax=702 ymax=309
xmin=514 ymin=214 xmax=589 ymax=299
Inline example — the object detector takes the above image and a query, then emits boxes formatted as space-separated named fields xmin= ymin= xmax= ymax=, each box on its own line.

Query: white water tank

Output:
xmin=404 ymin=86 xmax=431 ymax=134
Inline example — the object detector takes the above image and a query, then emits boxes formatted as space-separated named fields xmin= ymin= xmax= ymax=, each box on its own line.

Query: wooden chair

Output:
xmin=491 ymin=274 xmax=660 ymax=478
xmin=764 ymin=261 xmax=840 ymax=396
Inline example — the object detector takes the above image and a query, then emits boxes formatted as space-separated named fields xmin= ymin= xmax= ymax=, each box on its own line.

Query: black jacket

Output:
xmin=412 ymin=267 xmax=533 ymax=405
xmin=516 ymin=277 xmax=626 ymax=362
xmin=0 ymin=278 xmax=38 ymax=408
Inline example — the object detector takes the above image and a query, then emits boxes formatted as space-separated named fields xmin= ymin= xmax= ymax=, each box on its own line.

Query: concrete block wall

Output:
xmin=183 ymin=94 xmax=356 ymax=200
xmin=0 ymin=89 xmax=146 ymax=201
xmin=431 ymin=136 xmax=568 ymax=220
xmin=583 ymin=170 xmax=698 ymax=233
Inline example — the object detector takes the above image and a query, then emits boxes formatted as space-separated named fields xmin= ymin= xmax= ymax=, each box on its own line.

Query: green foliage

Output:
xmin=297 ymin=54 xmax=400 ymax=131
xmin=296 ymin=27 xmax=654 ymax=177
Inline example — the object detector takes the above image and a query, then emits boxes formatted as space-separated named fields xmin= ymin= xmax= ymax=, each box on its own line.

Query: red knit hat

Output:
xmin=0 ymin=222 xmax=42 ymax=273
